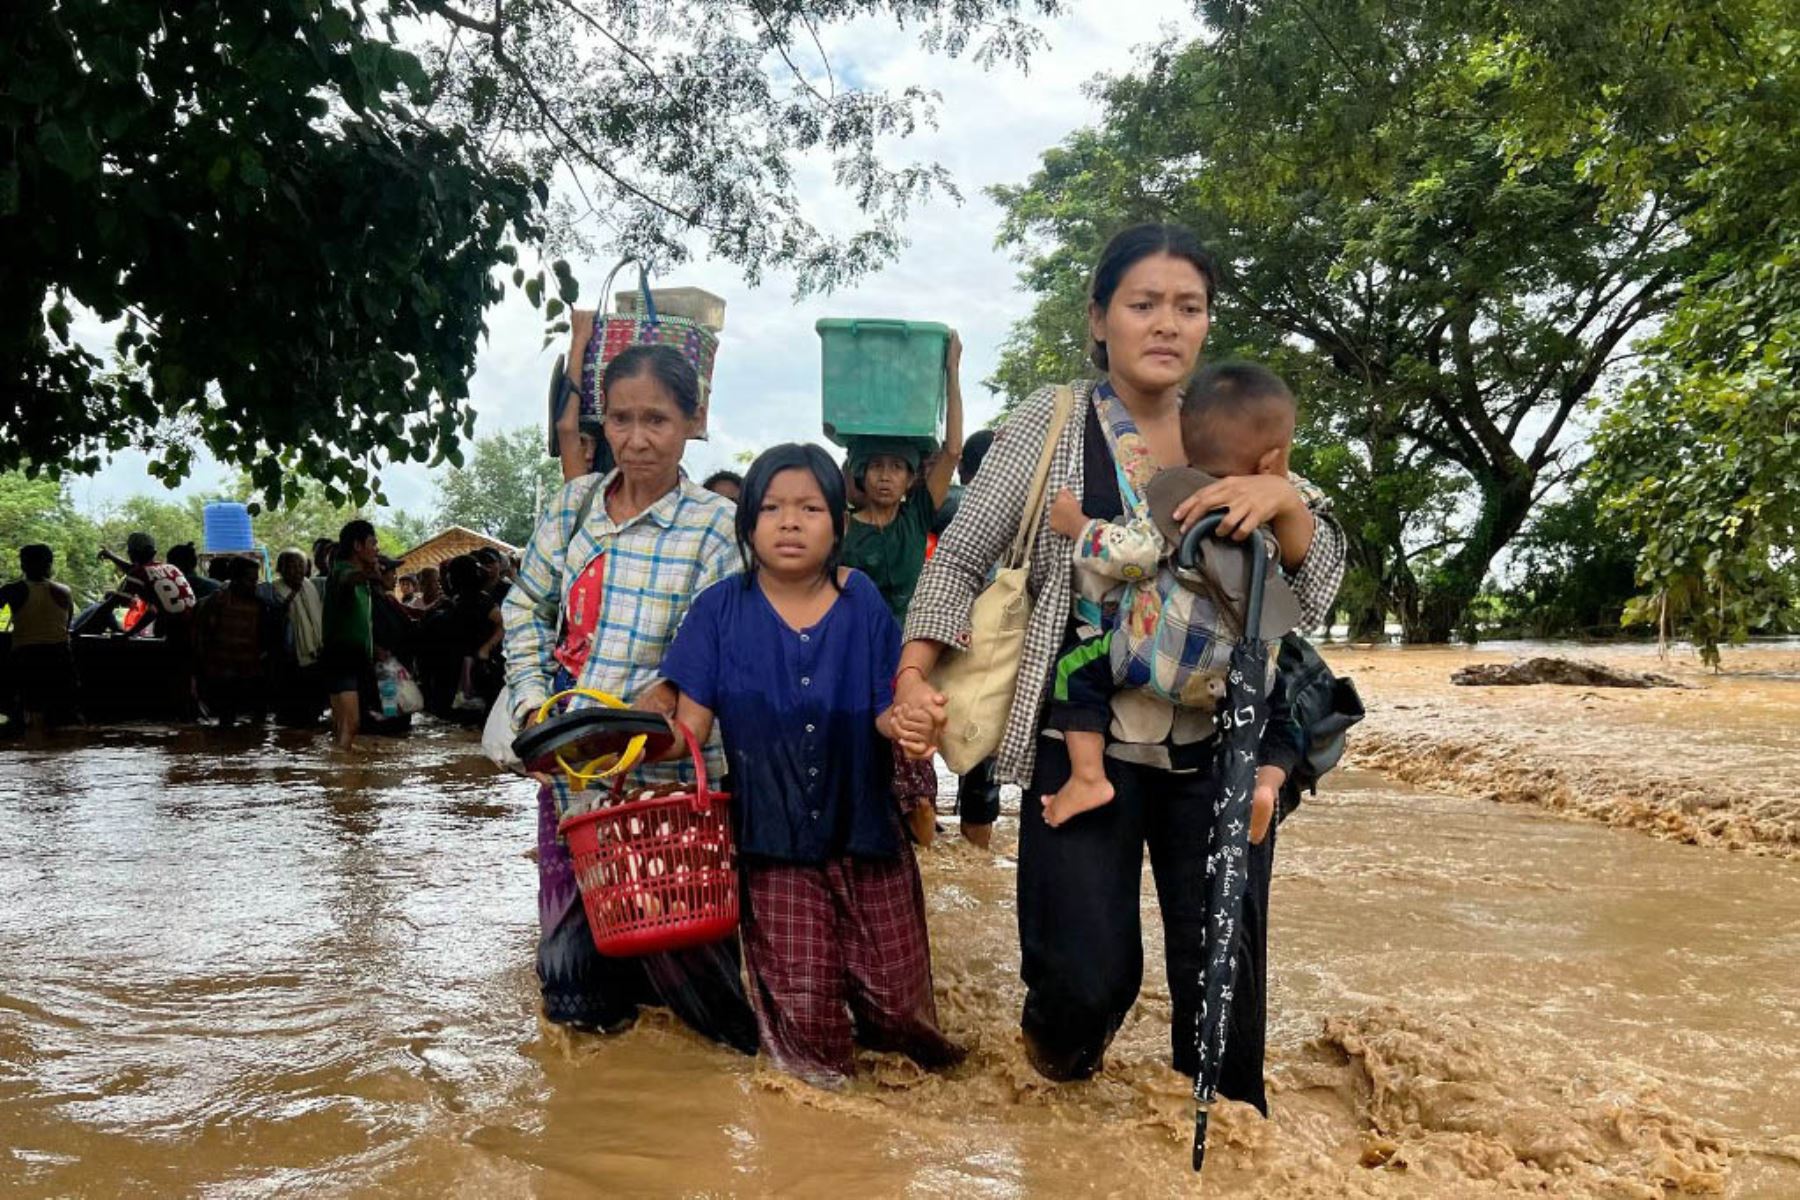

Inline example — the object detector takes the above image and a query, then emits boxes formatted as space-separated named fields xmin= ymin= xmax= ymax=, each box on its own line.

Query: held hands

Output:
xmin=889 ymin=667 xmax=948 ymax=759
xmin=1049 ymin=489 xmax=1089 ymax=541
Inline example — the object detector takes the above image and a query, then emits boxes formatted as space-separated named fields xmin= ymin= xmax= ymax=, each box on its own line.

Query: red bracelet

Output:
xmin=893 ymin=664 xmax=926 ymax=691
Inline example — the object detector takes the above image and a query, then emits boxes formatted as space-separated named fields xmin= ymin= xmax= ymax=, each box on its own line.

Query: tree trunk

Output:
xmin=1406 ymin=471 xmax=1536 ymax=643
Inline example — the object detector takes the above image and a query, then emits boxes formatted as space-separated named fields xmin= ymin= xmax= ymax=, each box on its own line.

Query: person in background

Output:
xmin=933 ymin=428 xmax=993 ymax=540
xmin=432 ymin=554 xmax=504 ymax=717
xmin=473 ymin=546 xmax=513 ymax=607
xmin=554 ymin=384 xmax=617 ymax=482
xmin=195 ymin=556 xmax=269 ymax=727
xmin=97 ymin=532 xmax=195 ymax=634
xmin=168 ymin=543 xmax=220 ymax=601
xmin=1 ymin=544 xmax=77 ymax=734
xmin=322 ymin=520 xmax=380 ymax=749
xmin=96 ymin=532 xmax=199 ymax=715
xmin=310 ymin=538 xmax=336 ymax=608
xmin=261 ymin=547 xmax=325 ymax=726
xmin=372 ymin=555 xmax=417 ymax=673
xmin=398 ymin=573 xmax=420 ymax=606
xmin=940 ymin=426 xmax=1002 ymax=849
xmin=701 ymin=470 xmax=743 ymax=503
xmin=840 ymin=331 xmax=965 ymax=846
xmin=408 ymin=566 xmax=446 ymax=612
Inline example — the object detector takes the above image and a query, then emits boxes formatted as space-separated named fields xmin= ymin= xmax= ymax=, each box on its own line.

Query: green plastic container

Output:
xmin=817 ymin=318 xmax=950 ymax=449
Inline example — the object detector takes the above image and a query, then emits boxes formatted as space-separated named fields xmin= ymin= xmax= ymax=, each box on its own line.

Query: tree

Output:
xmin=1569 ymin=4 xmax=1800 ymax=663
xmin=0 ymin=472 xmax=105 ymax=604
xmin=1591 ymin=248 xmax=1800 ymax=662
xmin=3 ymin=0 xmax=541 ymax=510
xmin=990 ymin=0 xmax=1742 ymax=641
xmin=3 ymin=0 xmax=1061 ymax=509
xmin=434 ymin=427 xmax=565 ymax=546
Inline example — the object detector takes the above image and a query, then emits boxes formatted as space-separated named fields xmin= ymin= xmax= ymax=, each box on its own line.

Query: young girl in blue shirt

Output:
xmin=659 ymin=443 xmax=963 ymax=1085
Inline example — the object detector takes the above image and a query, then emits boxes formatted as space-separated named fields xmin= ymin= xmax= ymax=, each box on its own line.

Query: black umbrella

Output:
xmin=1176 ymin=512 xmax=1270 ymax=1176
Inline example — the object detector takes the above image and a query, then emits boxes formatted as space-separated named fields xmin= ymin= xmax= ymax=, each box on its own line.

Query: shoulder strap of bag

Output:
xmin=1006 ymin=385 xmax=1077 ymax=569
xmin=551 ymin=474 xmax=607 ymax=642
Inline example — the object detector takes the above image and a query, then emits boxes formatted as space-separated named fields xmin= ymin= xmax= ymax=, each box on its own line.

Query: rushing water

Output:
xmin=2 ymin=660 xmax=1798 ymax=1197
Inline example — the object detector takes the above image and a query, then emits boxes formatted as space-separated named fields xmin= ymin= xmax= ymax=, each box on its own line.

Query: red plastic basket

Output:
xmin=557 ymin=720 xmax=738 ymax=957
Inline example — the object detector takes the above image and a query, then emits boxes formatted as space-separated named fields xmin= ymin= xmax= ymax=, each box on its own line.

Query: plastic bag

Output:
xmin=482 ymin=683 xmax=522 ymax=770
xmin=376 ymin=658 xmax=424 ymax=717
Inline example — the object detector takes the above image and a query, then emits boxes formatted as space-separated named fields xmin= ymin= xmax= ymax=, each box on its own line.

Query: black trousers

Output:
xmin=1019 ymin=735 xmax=1274 ymax=1114
xmin=956 ymin=757 xmax=1003 ymax=825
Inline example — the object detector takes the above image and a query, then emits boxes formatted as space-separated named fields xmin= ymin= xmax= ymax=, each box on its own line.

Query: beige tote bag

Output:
xmin=931 ymin=386 xmax=1076 ymax=775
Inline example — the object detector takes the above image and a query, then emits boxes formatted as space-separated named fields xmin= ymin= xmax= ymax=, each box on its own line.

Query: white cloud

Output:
xmin=81 ymin=1 xmax=1197 ymax=522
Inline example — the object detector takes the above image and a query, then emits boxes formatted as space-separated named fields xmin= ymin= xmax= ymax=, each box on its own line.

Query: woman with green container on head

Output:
xmin=824 ymin=323 xmax=964 ymax=845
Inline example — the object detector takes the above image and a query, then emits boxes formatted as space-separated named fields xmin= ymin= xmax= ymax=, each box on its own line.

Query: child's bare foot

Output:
xmin=1041 ymin=775 xmax=1115 ymax=827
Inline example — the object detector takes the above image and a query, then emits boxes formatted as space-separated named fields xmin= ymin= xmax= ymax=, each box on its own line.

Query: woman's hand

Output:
xmin=1172 ymin=474 xmax=1316 ymax=567
xmin=1049 ymin=489 xmax=1088 ymax=541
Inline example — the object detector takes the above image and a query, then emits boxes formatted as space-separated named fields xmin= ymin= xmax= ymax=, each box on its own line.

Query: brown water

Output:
xmin=3 ymin=655 xmax=1798 ymax=1197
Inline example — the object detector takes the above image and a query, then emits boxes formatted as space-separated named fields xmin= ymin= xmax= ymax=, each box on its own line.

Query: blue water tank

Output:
xmin=202 ymin=501 xmax=255 ymax=553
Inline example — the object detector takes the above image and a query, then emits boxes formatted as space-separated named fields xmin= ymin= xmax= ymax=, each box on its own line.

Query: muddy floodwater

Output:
xmin=3 ymin=645 xmax=1798 ymax=1197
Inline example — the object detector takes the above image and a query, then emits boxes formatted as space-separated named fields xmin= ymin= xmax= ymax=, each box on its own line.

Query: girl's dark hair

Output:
xmin=735 ymin=443 xmax=848 ymax=590
xmin=601 ymin=344 xmax=701 ymax=418
xmin=1088 ymin=223 xmax=1220 ymax=371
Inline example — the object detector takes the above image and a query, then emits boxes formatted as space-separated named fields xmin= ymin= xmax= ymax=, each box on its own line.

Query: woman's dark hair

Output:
xmin=1088 ymin=223 xmax=1220 ymax=371
xmin=601 ymin=344 xmax=701 ymax=418
xmin=337 ymin=519 xmax=376 ymax=558
xmin=735 ymin=443 xmax=848 ymax=589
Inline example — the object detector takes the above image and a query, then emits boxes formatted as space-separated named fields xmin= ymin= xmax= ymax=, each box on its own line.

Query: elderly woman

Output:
xmin=892 ymin=224 xmax=1345 ymax=1101
xmin=503 ymin=343 xmax=755 ymax=1051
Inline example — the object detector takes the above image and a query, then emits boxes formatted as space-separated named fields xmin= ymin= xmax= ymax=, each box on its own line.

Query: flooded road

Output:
xmin=3 ymin=649 xmax=1798 ymax=1196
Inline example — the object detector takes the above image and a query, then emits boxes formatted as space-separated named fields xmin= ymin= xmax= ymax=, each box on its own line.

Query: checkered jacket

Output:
xmin=503 ymin=470 xmax=741 ymax=787
xmin=904 ymin=379 xmax=1347 ymax=787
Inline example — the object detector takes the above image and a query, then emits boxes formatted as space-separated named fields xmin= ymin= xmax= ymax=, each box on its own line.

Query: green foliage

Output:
xmin=2 ymin=0 xmax=542 ymax=508
xmin=433 ymin=427 xmax=565 ymax=546
xmin=1494 ymin=485 xmax=1644 ymax=640
xmin=1592 ymin=247 xmax=1800 ymax=663
xmin=1577 ymin=6 xmax=1800 ymax=664
xmin=3 ymin=0 xmax=1062 ymax=507
xmin=990 ymin=0 xmax=1797 ymax=642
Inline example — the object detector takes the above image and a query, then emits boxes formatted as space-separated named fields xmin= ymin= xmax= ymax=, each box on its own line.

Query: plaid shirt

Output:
xmin=503 ymin=470 xmax=740 ymax=793
xmin=906 ymin=379 xmax=1347 ymax=787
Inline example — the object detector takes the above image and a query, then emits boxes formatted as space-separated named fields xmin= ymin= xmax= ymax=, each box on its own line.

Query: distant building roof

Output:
xmin=397 ymin=526 xmax=520 ymax=575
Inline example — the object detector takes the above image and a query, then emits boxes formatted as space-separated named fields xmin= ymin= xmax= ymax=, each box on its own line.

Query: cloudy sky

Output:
xmin=73 ymin=1 xmax=1197 ymax=520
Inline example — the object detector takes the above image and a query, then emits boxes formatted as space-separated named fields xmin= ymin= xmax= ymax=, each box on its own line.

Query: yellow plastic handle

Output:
xmin=533 ymin=688 xmax=648 ymax=789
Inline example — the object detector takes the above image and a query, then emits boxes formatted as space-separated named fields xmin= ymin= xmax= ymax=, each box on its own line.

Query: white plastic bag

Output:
xmin=482 ymin=683 xmax=523 ymax=770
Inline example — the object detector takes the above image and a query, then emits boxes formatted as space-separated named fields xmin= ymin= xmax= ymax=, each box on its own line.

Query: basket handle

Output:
xmin=636 ymin=265 xmax=660 ymax=335
xmin=846 ymin=318 xmax=910 ymax=336
xmin=669 ymin=717 xmax=712 ymax=811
